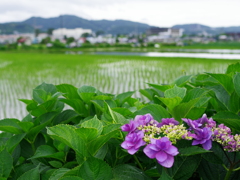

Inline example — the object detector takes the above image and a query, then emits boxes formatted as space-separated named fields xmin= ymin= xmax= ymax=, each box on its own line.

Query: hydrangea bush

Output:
xmin=0 ymin=62 xmax=240 ymax=180
xmin=121 ymin=113 xmax=240 ymax=169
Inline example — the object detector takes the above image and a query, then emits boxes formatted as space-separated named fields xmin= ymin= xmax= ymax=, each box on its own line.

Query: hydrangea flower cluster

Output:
xmin=121 ymin=114 xmax=189 ymax=168
xmin=212 ymin=124 xmax=240 ymax=152
xmin=182 ymin=114 xmax=213 ymax=150
xmin=121 ymin=113 xmax=240 ymax=168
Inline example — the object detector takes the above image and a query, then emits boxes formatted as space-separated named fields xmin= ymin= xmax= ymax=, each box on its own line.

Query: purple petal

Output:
xmin=121 ymin=141 xmax=129 ymax=149
xmin=143 ymin=145 xmax=157 ymax=159
xmin=158 ymin=155 xmax=174 ymax=168
xmin=192 ymin=140 xmax=200 ymax=146
xmin=165 ymin=145 xmax=179 ymax=156
xmin=156 ymin=137 xmax=171 ymax=150
xmin=148 ymin=144 xmax=159 ymax=151
xmin=155 ymin=151 xmax=167 ymax=162
xmin=134 ymin=139 xmax=146 ymax=149
xmin=128 ymin=148 xmax=139 ymax=155
xmin=202 ymin=140 xmax=212 ymax=150
xmin=150 ymin=138 xmax=157 ymax=144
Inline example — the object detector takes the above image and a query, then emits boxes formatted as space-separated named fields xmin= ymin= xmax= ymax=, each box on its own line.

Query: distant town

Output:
xmin=0 ymin=15 xmax=240 ymax=50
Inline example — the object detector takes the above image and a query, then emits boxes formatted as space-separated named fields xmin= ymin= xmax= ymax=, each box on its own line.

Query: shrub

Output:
xmin=0 ymin=63 xmax=240 ymax=179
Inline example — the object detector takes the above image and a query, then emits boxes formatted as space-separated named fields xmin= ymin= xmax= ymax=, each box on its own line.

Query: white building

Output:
xmin=52 ymin=28 xmax=92 ymax=39
xmin=146 ymin=27 xmax=183 ymax=42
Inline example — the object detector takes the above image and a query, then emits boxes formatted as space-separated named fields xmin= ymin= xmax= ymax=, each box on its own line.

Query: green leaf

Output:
xmin=233 ymin=72 xmax=240 ymax=97
xmin=163 ymin=155 xmax=201 ymax=180
xmin=107 ymin=104 xmax=129 ymax=125
xmin=159 ymin=168 xmax=173 ymax=180
xmin=178 ymin=146 xmax=209 ymax=156
xmin=139 ymin=88 xmax=155 ymax=101
xmin=19 ymin=99 xmax=34 ymax=105
xmin=212 ymin=111 xmax=240 ymax=131
xmin=112 ymin=107 xmax=133 ymax=117
xmin=17 ymin=165 xmax=40 ymax=180
xmin=49 ymin=168 xmax=70 ymax=180
xmin=47 ymin=125 xmax=92 ymax=158
xmin=0 ymin=118 xmax=23 ymax=134
xmin=21 ymin=114 xmax=33 ymax=122
xmin=207 ymin=73 xmax=234 ymax=94
xmin=26 ymin=112 xmax=57 ymax=142
xmin=148 ymin=83 xmax=173 ymax=92
xmin=91 ymin=100 xmax=106 ymax=112
xmin=201 ymin=152 xmax=223 ymax=164
xmin=229 ymin=91 xmax=240 ymax=113
xmin=164 ymin=85 xmax=186 ymax=99
xmin=49 ymin=161 xmax=63 ymax=168
xmin=18 ymin=122 xmax=34 ymax=132
xmin=226 ymin=62 xmax=240 ymax=75
xmin=33 ymin=83 xmax=57 ymax=104
xmin=33 ymin=89 xmax=49 ymax=104
xmin=29 ymin=145 xmax=65 ymax=162
xmin=113 ymin=164 xmax=151 ymax=180
xmin=56 ymin=84 xmax=80 ymax=99
xmin=172 ymin=98 xmax=200 ymax=121
xmin=173 ymin=75 xmax=192 ymax=87
xmin=77 ymin=85 xmax=96 ymax=103
xmin=134 ymin=104 xmax=170 ymax=121
xmin=0 ymin=149 xmax=13 ymax=178
xmin=59 ymin=176 xmax=84 ymax=180
xmin=115 ymin=91 xmax=135 ymax=105
xmin=75 ymin=128 xmax=99 ymax=142
xmin=78 ymin=156 xmax=113 ymax=180
xmin=6 ymin=133 xmax=26 ymax=153
xmin=158 ymin=97 xmax=182 ymax=112
xmin=197 ymin=158 xmax=225 ymax=180
xmin=94 ymin=143 xmax=108 ymax=160
xmin=102 ymin=124 xmax=122 ymax=135
xmin=193 ymin=74 xmax=218 ymax=86
xmin=182 ymin=88 xmax=209 ymax=103
xmin=60 ymin=99 xmax=88 ymax=116
xmin=53 ymin=109 xmax=79 ymax=125
xmin=88 ymin=127 xmax=120 ymax=156
xmin=81 ymin=116 xmax=103 ymax=136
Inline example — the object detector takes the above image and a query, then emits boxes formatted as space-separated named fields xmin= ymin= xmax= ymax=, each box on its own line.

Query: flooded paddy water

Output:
xmin=0 ymin=51 xmax=240 ymax=119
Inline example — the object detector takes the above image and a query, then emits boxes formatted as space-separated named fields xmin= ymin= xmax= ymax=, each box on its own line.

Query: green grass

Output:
xmin=0 ymin=52 xmax=239 ymax=119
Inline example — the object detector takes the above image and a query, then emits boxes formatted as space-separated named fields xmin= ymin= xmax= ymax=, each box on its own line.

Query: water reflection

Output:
xmin=163 ymin=49 xmax=240 ymax=54
xmin=94 ymin=51 xmax=240 ymax=59
xmin=66 ymin=50 xmax=240 ymax=59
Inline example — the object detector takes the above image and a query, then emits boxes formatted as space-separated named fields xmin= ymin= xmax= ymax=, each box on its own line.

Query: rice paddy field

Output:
xmin=0 ymin=51 xmax=239 ymax=119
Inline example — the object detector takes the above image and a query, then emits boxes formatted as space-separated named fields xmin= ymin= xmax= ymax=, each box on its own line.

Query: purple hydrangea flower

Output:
xmin=183 ymin=114 xmax=216 ymax=130
xmin=157 ymin=118 xmax=179 ymax=127
xmin=121 ymin=131 xmax=146 ymax=155
xmin=143 ymin=137 xmax=179 ymax=168
xmin=182 ymin=118 xmax=201 ymax=131
xmin=121 ymin=120 xmax=139 ymax=133
xmin=134 ymin=114 xmax=154 ymax=126
xmin=191 ymin=127 xmax=212 ymax=150
xmin=196 ymin=114 xmax=216 ymax=128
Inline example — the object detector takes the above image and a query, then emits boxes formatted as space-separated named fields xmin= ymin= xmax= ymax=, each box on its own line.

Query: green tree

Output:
xmin=47 ymin=28 xmax=54 ymax=36
xmin=81 ymin=33 xmax=90 ymax=38
xmin=96 ymin=30 xmax=105 ymax=36
xmin=35 ymin=29 xmax=41 ymax=37
xmin=66 ymin=37 xmax=75 ymax=44
xmin=40 ymin=37 xmax=51 ymax=44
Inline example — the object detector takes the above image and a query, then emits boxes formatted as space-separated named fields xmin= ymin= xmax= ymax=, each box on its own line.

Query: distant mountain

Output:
xmin=0 ymin=15 xmax=240 ymax=35
xmin=0 ymin=15 xmax=151 ymax=35
xmin=172 ymin=23 xmax=240 ymax=35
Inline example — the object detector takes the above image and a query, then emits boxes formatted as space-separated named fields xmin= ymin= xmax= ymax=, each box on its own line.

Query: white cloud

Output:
xmin=0 ymin=0 xmax=239 ymax=27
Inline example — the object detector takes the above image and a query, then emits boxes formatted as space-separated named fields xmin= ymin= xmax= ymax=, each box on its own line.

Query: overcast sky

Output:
xmin=1 ymin=0 xmax=239 ymax=27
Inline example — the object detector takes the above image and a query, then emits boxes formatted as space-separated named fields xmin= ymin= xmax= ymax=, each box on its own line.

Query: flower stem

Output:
xmin=133 ymin=154 xmax=144 ymax=171
xmin=224 ymin=167 xmax=233 ymax=180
